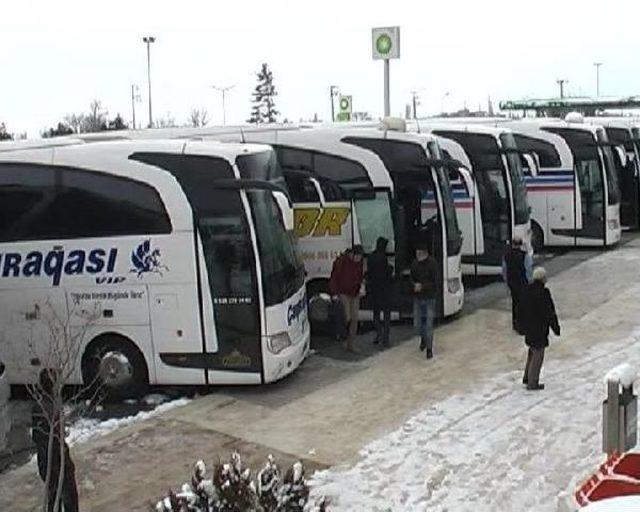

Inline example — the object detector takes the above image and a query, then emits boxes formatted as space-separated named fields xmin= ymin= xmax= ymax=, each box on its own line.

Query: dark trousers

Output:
xmin=37 ymin=444 xmax=79 ymax=512
xmin=524 ymin=347 xmax=545 ymax=388
xmin=509 ymin=285 xmax=524 ymax=332
xmin=372 ymin=296 xmax=391 ymax=346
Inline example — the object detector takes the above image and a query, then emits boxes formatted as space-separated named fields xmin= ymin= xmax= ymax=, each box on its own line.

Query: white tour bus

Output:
xmin=411 ymin=122 xmax=532 ymax=276
xmin=503 ymin=119 xmax=622 ymax=249
xmin=114 ymin=123 xmax=466 ymax=319
xmin=585 ymin=117 xmax=640 ymax=230
xmin=0 ymin=138 xmax=309 ymax=395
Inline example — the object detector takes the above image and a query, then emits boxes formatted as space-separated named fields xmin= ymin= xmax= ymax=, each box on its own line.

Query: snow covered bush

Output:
xmin=155 ymin=452 xmax=327 ymax=512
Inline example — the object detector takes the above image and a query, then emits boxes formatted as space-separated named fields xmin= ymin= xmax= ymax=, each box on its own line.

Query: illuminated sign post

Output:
xmin=336 ymin=95 xmax=352 ymax=122
xmin=372 ymin=26 xmax=400 ymax=117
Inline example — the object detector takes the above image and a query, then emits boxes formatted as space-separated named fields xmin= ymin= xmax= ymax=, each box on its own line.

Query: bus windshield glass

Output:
xmin=433 ymin=131 xmax=510 ymax=244
xmin=596 ymin=130 xmax=621 ymax=206
xmin=236 ymin=150 xmax=287 ymax=192
xmin=499 ymin=133 xmax=530 ymax=225
xmin=245 ymin=188 xmax=305 ymax=307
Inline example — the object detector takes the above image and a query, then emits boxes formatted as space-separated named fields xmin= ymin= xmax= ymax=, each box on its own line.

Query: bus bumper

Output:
xmin=262 ymin=325 xmax=310 ymax=383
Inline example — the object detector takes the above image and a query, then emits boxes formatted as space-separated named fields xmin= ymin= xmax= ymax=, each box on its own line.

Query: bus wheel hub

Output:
xmin=99 ymin=351 xmax=133 ymax=388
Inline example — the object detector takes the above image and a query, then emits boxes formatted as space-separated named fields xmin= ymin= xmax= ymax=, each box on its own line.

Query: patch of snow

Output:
xmin=604 ymin=363 xmax=636 ymax=388
xmin=581 ymin=495 xmax=640 ymax=511
xmin=142 ymin=393 xmax=172 ymax=406
xmin=66 ymin=398 xmax=189 ymax=447
xmin=309 ymin=331 xmax=640 ymax=512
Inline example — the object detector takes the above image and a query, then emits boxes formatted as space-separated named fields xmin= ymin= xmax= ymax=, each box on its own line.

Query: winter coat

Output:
xmin=520 ymin=281 xmax=560 ymax=349
xmin=329 ymin=252 xmax=363 ymax=297
xmin=410 ymin=256 xmax=438 ymax=300
xmin=502 ymin=246 xmax=532 ymax=290
xmin=366 ymin=249 xmax=393 ymax=301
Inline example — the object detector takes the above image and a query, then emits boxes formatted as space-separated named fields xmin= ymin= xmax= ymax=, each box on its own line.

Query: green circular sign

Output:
xmin=376 ymin=33 xmax=392 ymax=55
xmin=340 ymin=98 xmax=350 ymax=110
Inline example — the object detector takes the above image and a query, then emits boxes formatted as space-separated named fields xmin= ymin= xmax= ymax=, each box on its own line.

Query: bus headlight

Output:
xmin=447 ymin=278 xmax=461 ymax=294
xmin=267 ymin=332 xmax=292 ymax=355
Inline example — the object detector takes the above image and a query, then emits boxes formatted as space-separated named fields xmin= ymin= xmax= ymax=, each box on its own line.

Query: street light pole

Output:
xmin=142 ymin=36 xmax=155 ymax=128
xmin=330 ymin=85 xmax=339 ymax=122
xmin=212 ymin=85 xmax=235 ymax=126
xmin=594 ymin=62 xmax=603 ymax=97
xmin=131 ymin=84 xmax=141 ymax=130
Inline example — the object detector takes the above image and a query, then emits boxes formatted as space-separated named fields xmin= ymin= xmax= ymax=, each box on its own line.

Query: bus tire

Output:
xmin=82 ymin=334 xmax=149 ymax=401
xmin=531 ymin=222 xmax=544 ymax=254
xmin=306 ymin=280 xmax=332 ymax=333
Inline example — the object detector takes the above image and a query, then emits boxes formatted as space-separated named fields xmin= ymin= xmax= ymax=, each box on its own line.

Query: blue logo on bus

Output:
xmin=0 ymin=247 xmax=118 ymax=286
xmin=131 ymin=240 xmax=167 ymax=278
xmin=287 ymin=293 xmax=307 ymax=326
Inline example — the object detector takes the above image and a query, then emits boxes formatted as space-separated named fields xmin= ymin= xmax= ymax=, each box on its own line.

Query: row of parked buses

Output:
xmin=0 ymin=113 xmax=631 ymax=395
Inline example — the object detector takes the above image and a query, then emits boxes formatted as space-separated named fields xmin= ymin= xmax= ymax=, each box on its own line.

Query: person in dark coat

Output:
xmin=502 ymin=236 xmax=533 ymax=333
xmin=32 ymin=369 xmax=79 ymax=512
xmin=366 ymin=237 xmax=394 ymax=349
xmin=410 ymin=242 xmax=439 ymax=359
xmin=329 ymin=245 xmax=364 ymax=352
xmin=520 ymin=267 xmax=560 ymax=391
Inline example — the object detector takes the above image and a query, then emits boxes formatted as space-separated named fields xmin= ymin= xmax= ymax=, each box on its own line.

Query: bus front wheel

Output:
xmin=82 ymin=334 xmax=149 ymax=401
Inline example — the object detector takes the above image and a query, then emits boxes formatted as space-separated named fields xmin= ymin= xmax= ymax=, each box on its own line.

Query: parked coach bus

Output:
xmin=503 ymin=119 xmax=622 ymax=249
xmin=585 ymin=117 xmax=640 ymax=230
xmin=0 ymin=138 xmax=309 ymax=396
xmin=412 ymin=122 xmax=532 ymax=276
xmin=113 ymin=122 xmax=466 ymax=320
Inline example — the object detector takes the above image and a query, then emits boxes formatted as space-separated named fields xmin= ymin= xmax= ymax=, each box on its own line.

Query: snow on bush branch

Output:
xmin=155 ymin=451 xmax=328 ymax=511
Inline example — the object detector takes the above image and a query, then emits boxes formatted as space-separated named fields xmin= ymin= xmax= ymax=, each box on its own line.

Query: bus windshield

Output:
xmin=428 ymin=142 xmax=462 ymax=256
xmin=245 ymin=189 xmax=305 ymax=307
xmin=499 ymin=133 xmax=530 ymax=225
xmin=236 ymin=150 xmax=287 ymax=192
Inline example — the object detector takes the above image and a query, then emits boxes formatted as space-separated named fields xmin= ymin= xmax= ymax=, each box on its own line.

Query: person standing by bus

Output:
xmin=502 ymin=236 xmax=533 ymax=333
xmin=520 ymin=267 xmax=560 ymax=391
xmin=410 ymin=242 xmax=438 ymax=359
xmin=329 ymin=245 xmax=364 ymax=353
xmin=366 ymin=237 xmax=393 ymax=349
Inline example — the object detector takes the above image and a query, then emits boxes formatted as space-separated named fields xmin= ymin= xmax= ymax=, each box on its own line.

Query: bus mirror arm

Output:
xmin=522 ymin=153 xmax=539 ymax=177
xmin=458 ymin=168 xmax=475 ymax=199
xmin=273 ymin=191 xmax=294 ymax=231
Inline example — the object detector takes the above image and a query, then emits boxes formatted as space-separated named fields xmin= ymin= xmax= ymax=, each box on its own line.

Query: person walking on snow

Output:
xmin=366 ymin=237 xmax=393 ymax=349
xmin=329 ymin=245 xmax=364 ymax=353
xmin=502 ymin=236 xmax=533 ymax=333
xmin=520 ymin=266 xmax=560 ymax=391
xmin=410 ymin=242 xmax=438 ymax=359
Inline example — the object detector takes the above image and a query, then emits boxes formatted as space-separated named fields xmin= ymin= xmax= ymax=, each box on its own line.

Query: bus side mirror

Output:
xmin=307 ymin=177 xmax=327 ymax=207
xmin=522 ymin=153 xmax=539 ymax=177
xmin=458 ymin=167 xmax=475 ymax=198
xmin=615 ymin=146 xmax=628 ymax=168
xmin=273 ymin=191 xmax=294 ymax=231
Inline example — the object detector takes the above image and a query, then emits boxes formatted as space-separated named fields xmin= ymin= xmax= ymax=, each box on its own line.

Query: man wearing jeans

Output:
xmin=410 ymin=243 xmax=438 ymax=359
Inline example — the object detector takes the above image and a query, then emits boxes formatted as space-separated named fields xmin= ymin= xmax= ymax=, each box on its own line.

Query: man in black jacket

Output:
xmin=411 ymin=242 xmax=438 ymax=359
xmin=520 ymin=267 xmax=560 ymax=391
xmin=366 ymin=237 xmax=393 ymax=348
xmin=502 ymin=237 xmax=533 ymax=333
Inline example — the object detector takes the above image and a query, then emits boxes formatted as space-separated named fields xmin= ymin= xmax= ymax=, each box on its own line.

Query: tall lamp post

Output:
xmin=594 ymin=62 xmax=603 ymax=97
xmin=142 ymin=36 xmax=155 ymax=128
xmin=556 ymin=79 xmax=568 ymax=99
xmin=131 ymin=84 xmax=141 ymax=130
xmin=212 ymin=85 xmax=235 ymax=126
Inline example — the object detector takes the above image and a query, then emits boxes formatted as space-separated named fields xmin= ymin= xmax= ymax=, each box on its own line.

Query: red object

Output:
xmin=576 ymin=452 xmax=640 ymax=507
xmin=329 ymin=253 xmax=363 ymax=297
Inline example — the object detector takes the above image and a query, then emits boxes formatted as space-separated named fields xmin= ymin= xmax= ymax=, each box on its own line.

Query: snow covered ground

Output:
xmin=66 ymin=396 xmax=190 ymax=446
xmin=309 ymin=329 xmax=640 ymax=511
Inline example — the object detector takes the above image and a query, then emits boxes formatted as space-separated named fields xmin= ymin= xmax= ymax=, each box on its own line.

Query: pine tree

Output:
xmin=248 ymin=63 xmax=279 ymax=124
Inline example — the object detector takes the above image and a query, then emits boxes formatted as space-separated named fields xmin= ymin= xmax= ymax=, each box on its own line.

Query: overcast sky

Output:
xmin=1 ymin=0 xmax=638 ymax=137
